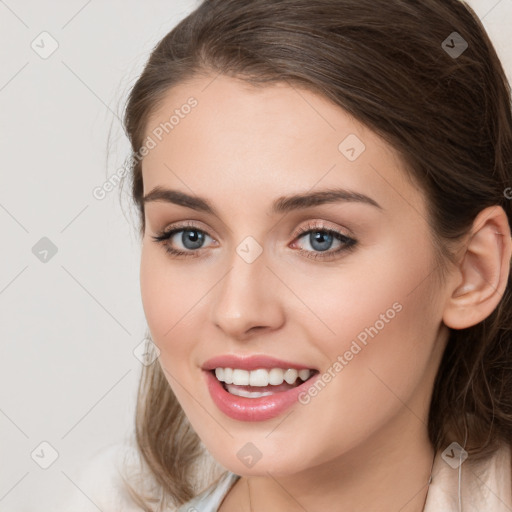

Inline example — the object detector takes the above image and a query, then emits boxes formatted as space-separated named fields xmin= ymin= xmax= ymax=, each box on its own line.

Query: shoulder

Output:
xmin=467 ymin=441 xmax=512 ymax=492
xmin=466 ymin=441 xmax=512 ymax=510
xmin=56 ymin=440 xmax=226 ymax=512
xmin=425 ymin=441 xmax=512 ymax=511
xmin=56 ymin=441 xmax=168 ymax=512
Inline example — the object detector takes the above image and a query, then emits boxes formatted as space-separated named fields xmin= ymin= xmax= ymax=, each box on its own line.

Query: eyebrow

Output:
xmin=142 ymin=186 xmax=382 ymax=215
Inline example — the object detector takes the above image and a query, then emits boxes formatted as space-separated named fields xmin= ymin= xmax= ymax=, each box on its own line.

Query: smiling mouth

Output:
xmin=211 ymin=367 xmax=319 ymax=398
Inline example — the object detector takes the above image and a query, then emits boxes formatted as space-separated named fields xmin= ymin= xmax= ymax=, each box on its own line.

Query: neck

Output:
xmin=224 ymin=412 xmax=435 ymax=512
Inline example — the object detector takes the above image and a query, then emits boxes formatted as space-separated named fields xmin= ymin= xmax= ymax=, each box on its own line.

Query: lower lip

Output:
xmin=204 ymin=370 xmax=319 ymax=421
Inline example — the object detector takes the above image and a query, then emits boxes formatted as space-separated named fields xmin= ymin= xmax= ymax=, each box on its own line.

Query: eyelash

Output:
xmin=150 ymin=220 xmax=357 ymax=261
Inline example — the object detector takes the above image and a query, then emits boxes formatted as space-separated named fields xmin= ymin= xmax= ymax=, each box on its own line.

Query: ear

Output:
xmin=443 ymin=206 xmax=512 ymax=330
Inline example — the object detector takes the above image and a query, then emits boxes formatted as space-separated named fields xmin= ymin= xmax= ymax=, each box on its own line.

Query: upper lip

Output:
xmin=202 ymin=354 xmax=317 ymax=371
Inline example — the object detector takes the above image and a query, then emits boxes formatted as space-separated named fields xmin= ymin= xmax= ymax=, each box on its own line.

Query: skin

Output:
xmin=139 ymin=74 xmax=511 ymax=511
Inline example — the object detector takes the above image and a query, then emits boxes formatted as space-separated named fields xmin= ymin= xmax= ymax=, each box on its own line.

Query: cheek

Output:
xmin=140 ymin=248 xmax=168 ymax=339
xmin=140 ymin=243 xmax=195 ymax=337
xmin=279 ymin=235 xmax=436 ymax=346
xmin=285 ymin=237 xmax=440 ymax=398
xmin=139 ymin=243 xmax=214 ymax=377
xmin=302 ymin=247 xmax=439 ymax=411
xmin=139 ymin=245 xmax=192 ymax=355
xmin=140 ymin=250 xmax=202 ymax=407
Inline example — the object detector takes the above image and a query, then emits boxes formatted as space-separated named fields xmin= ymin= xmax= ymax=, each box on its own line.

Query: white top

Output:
xmin=58 ymin=441 xmax=512 ymax=511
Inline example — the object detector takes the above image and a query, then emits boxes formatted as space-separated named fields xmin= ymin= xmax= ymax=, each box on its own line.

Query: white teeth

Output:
xmin=214 ymin=367 xmax=313 ymax=386
xmin=249 ymin=369 xmax=269 ymax=386
xmin=268 ymin=368 xmax=284 ymax=385
xmin=283 ymin=369 xmax=298 ymax=384
xmin=232 ymin=369 xmax=250 ymax=385
xmin=215 ymin=367 xmax=235 ymax=384
xmin=298 ymin=369 xmax=311 ymax=381
xmin=223 ymin=367 xmax=233 ymax=384
xmin=225 ymin=384 xmax=274 ymax=398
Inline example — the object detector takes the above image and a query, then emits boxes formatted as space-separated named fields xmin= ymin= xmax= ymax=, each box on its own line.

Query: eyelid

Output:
xmin=156 ymin=219 xmax=217 ymax=239
xmin=151 ymin=218 xmax=358 ymax=260
xmin=292 ymin=219 xmax=354 ymax=239
xmin=153 ymin=219 xmax=352 ymax=243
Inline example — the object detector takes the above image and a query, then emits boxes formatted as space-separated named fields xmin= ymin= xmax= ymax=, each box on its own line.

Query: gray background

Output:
xmin=0 ymin=0 xmax=510 ymax=510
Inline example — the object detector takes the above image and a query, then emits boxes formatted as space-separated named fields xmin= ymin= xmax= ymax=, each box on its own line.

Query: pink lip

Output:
xmin=203 ymin=368 xmax=320 ymax=422
xmin=202 ymin=354 xmax=316 ymax=371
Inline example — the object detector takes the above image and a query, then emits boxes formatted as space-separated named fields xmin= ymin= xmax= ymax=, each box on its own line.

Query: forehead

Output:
xmin=141 ymin=74 xmax=425 ymax=216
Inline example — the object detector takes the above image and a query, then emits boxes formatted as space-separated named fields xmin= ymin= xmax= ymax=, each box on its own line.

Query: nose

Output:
xmin=210 ymin=247 xmax=286 ymax=340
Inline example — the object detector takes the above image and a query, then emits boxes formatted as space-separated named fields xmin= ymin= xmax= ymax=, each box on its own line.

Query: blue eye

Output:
xmin=151 ymin=221 xmax=357 ymax=261
xmin=151 ymin=225 xmax=213 ymax=257
xmin=292 ymin=224 xmax=357 ymax=260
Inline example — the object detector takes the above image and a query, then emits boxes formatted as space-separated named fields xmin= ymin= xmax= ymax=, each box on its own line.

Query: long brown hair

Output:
xmin=119 ymin=0 xmax=512 ymax=509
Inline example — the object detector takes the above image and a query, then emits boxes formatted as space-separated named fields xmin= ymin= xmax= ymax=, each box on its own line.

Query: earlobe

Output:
xmin=442 ymin=206 xmax=512 ymax=330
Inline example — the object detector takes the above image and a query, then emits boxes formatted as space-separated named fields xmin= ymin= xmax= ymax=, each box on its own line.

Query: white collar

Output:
xmin=424 ymin=442 xmax=512 ymax=511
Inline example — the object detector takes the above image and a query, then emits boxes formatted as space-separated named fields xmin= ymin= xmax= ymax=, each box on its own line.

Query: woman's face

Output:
xmin=139 ymin=74 xmax=452 ymax=475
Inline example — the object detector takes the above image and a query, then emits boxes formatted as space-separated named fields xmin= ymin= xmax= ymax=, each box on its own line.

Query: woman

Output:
xmin=64 ymin=0 xmax=512 ymax=510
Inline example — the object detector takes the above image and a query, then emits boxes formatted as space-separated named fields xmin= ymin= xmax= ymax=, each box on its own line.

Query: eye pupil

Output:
xmin=310 ymin=231 xmax=333 ymax=252
xmin=182 ymin=229 xmax=204 ymax=249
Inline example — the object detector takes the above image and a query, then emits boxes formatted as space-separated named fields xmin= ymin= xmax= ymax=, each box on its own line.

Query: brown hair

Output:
xmin=120 ymin=0 xmax=512 ymax=509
